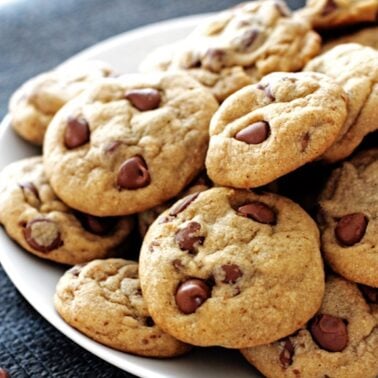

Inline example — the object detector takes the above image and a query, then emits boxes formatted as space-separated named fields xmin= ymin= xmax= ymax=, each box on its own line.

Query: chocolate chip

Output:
xmin=175 ymin=222 xmax=204 ymax=253
xmin=359 ymin=285 xmax=378 ymax=304
xmin=0 ymin=368 xmax=10 ymax=378
xmin=279 ymin=339 xmax=295 ymax=368
xmin=202 ymin=48 xmax=226 ymax=72
xmin=19 ymin=182 xmax=39 ymax=199
xmin=169 ymin=192 xmax=200 ymax=216
xmin=301 ymin=132 xmax=311 ymax=152
xmin=322 ymin=0 xmax=337 ymax=15
xmin=238 ymin=202 xmax=276 ymax=225
xmin=175 ymin=279 xmax=210 ymax=314
xmin=77 ymin=213 xmax=117 ymax=235
xmin=237 ymin=29 xmax=259 ymax=51
xmin=310 ymin=314 xmax=348 ymax=352
xmin=117 ymin=156 xmax=150 ymax=190
xmin=257 ymin=83 xmax=275 ymax=101
xmin=125 ymin=88 xmax=161 ymax=111
xmin=221 ymin=264 xmax=243 ymax=284
xmin=145 ymin=316 xmax=155 ymax=327
xmin=235 ymin=121 xmax=270 ymax=144
xmin=335 ymin=213 xmax=368 ymax=246
xmin=64 ymin=117 xmax=90 ymax=149
xmin=23 ymin=218 xmax=63 ymax=253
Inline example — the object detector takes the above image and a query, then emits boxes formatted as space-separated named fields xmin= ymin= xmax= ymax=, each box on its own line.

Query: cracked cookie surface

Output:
xmin=140 ymin=0 xmax=320 ymax=102
xmin=306 ymin=44 xmax=378 ymax=162
xmin=298 ymin=0 xmax=378 ymax=29
xmin=241 ymin=276 xmax=378 ymax=378
xmin=43 ymin=72 xmax=218 ymax=216
xmin=318 ymin=148 xmax=378 ymax=287
xmin=205 ymin=71 xmax=348 ymax=188
xmin=0 ymin=157 xmax=133 ymax=265
xmin=55 ymin=259 xmax=190 ymax=357
xmin=9 ymin=60 xmax=114 ymax=145
xmin=139 ymin=187 xmax=325 ymax=348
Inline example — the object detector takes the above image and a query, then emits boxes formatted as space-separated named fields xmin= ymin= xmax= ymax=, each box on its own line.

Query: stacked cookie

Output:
xmin=1 ymin=0 xmax=377 ymax=374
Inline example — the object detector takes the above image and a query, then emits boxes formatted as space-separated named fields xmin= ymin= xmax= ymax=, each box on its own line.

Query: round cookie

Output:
xmin=55 ymin=259 xmax=190 ymax=357
xmin=9 ymin=60 xmax=114 ymax=145
xmin=138 ymin=172 xmax=212 ymax=237
xmin=298 ymin=0 xmax=378 ymax=30
xmin=43 ymin=72 xmax=218 ymax=216
xmin=322 ymin=26 xmax=378 ymax=52
xmin=306 ymin=44 xmax=378 ymax=162
xmin=205 ymin=71 xmax=348 ymax=189
xmin=318 ymin=148 xmax=378 ymax=287
xmin=0 ymin=157 xmax=133 ymax=265
xmin=140 ymin=0 xmax=320 ymax=102
xmin=139 ymin=187 xmax=325 ymax=348
xmin=241 ymin=276 xmax=378 ymax=378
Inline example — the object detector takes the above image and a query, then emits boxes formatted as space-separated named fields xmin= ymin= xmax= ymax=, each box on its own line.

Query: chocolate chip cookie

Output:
xmin=306 ymin=44 xmax=378 ymax=163
xmin=43 ymin=72 xmax=218 ymax=216
xmin=322 ymin=26 xmax=378 ymax=52
xmin=9 ymin=60 xmax=114 ymax=145
xmin=205 ymin=72 xmax=348 ymax=189
xmin=318 ymin=148 xmax=378 ymax=287
xmin=0 ymin=157 xmax=133 ymax=265
xmin=241 ymin=276 xmax=378 ymax=378
xmin=298 ymin=0 xmax=378 ymax=30
xmin=55 ymin=259 xmax=190 ymax=357
xmin=139 ymin=187 xmax=325 ymax=348
xmin=140 ymin=0 xmax=321 ymax=102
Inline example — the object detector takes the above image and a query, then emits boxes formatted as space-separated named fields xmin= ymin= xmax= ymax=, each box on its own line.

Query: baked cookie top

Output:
xmin=322 ymin=26 xmax=378 ymax=52
xmin=318 ymin=148 xmax=378 ymax=287
xmin=9 ymin=60 xmax=113 ymax=145
xmin=205 ymin=71 xmax=348 ymax=188
xmin=298 ymin=0 xmax=378 ymax=29
xmin=55 ymin=259 xmax=190 ymax=357
xmin=43 ymin=72 xmax=218 ymax=216
xmin=241 ymin=276 xmax=378 ymax=378
xmin=306 ymin=43 xmax=378 ymax=162
xmin=0 ymin=157 xmax=133 ymax=265
xmin=140 ymin=0 xmax=320 ymax=102
xmin=139 ymin=187 xmax=325 ymax=349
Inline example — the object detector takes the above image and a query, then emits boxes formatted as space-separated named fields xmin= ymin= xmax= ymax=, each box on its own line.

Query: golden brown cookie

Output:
xmin=318 ymin=148 xmax=378 ymax=287
xmin=43 ymin=72 xmax=218 ymax=216
xmin=139 ymin=187 xmax=325 ymax=348
xmin=241 ymin=276 xmax=378 ymax=378
xmin=0 ymin=157 xmax=133 ymax=265
xmin=55 ymin=259 xmax=190 ymax=357
xmin=298 ymin=0 xmax=378 ymax=30
xmin=306 ymin=44 xmax=378 ymax=162
xmin=141 ymin=0 xmax=320 ymax=102
xmin=205 ymin=71 xmax=348 ymax=188
xmin=9 ymin=60 xmax=114 ymax=145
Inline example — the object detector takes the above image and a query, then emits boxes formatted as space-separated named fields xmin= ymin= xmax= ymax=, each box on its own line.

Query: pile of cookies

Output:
xmin=0 ymin=0 xmax=377 ymax=376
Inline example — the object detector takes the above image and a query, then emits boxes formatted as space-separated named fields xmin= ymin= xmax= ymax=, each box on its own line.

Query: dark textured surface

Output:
xmin=0 ymin=0 xmax=305 ymax=377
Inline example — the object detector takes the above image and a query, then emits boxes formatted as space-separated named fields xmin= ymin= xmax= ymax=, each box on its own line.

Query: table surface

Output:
xmin=0 ymin=0 xmax=305 ymax=377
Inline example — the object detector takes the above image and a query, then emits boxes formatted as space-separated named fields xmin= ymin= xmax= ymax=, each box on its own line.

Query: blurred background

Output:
xmin=0 ymin=1 xmax=305 ymax=377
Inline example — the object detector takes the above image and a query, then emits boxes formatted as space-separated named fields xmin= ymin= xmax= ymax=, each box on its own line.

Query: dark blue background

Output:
xmin=0 ymin=1 xmax=305 ymax=376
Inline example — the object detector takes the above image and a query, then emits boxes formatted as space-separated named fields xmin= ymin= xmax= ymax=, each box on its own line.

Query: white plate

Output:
xmin=0 ymin=14 xmax=259 ymax=378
